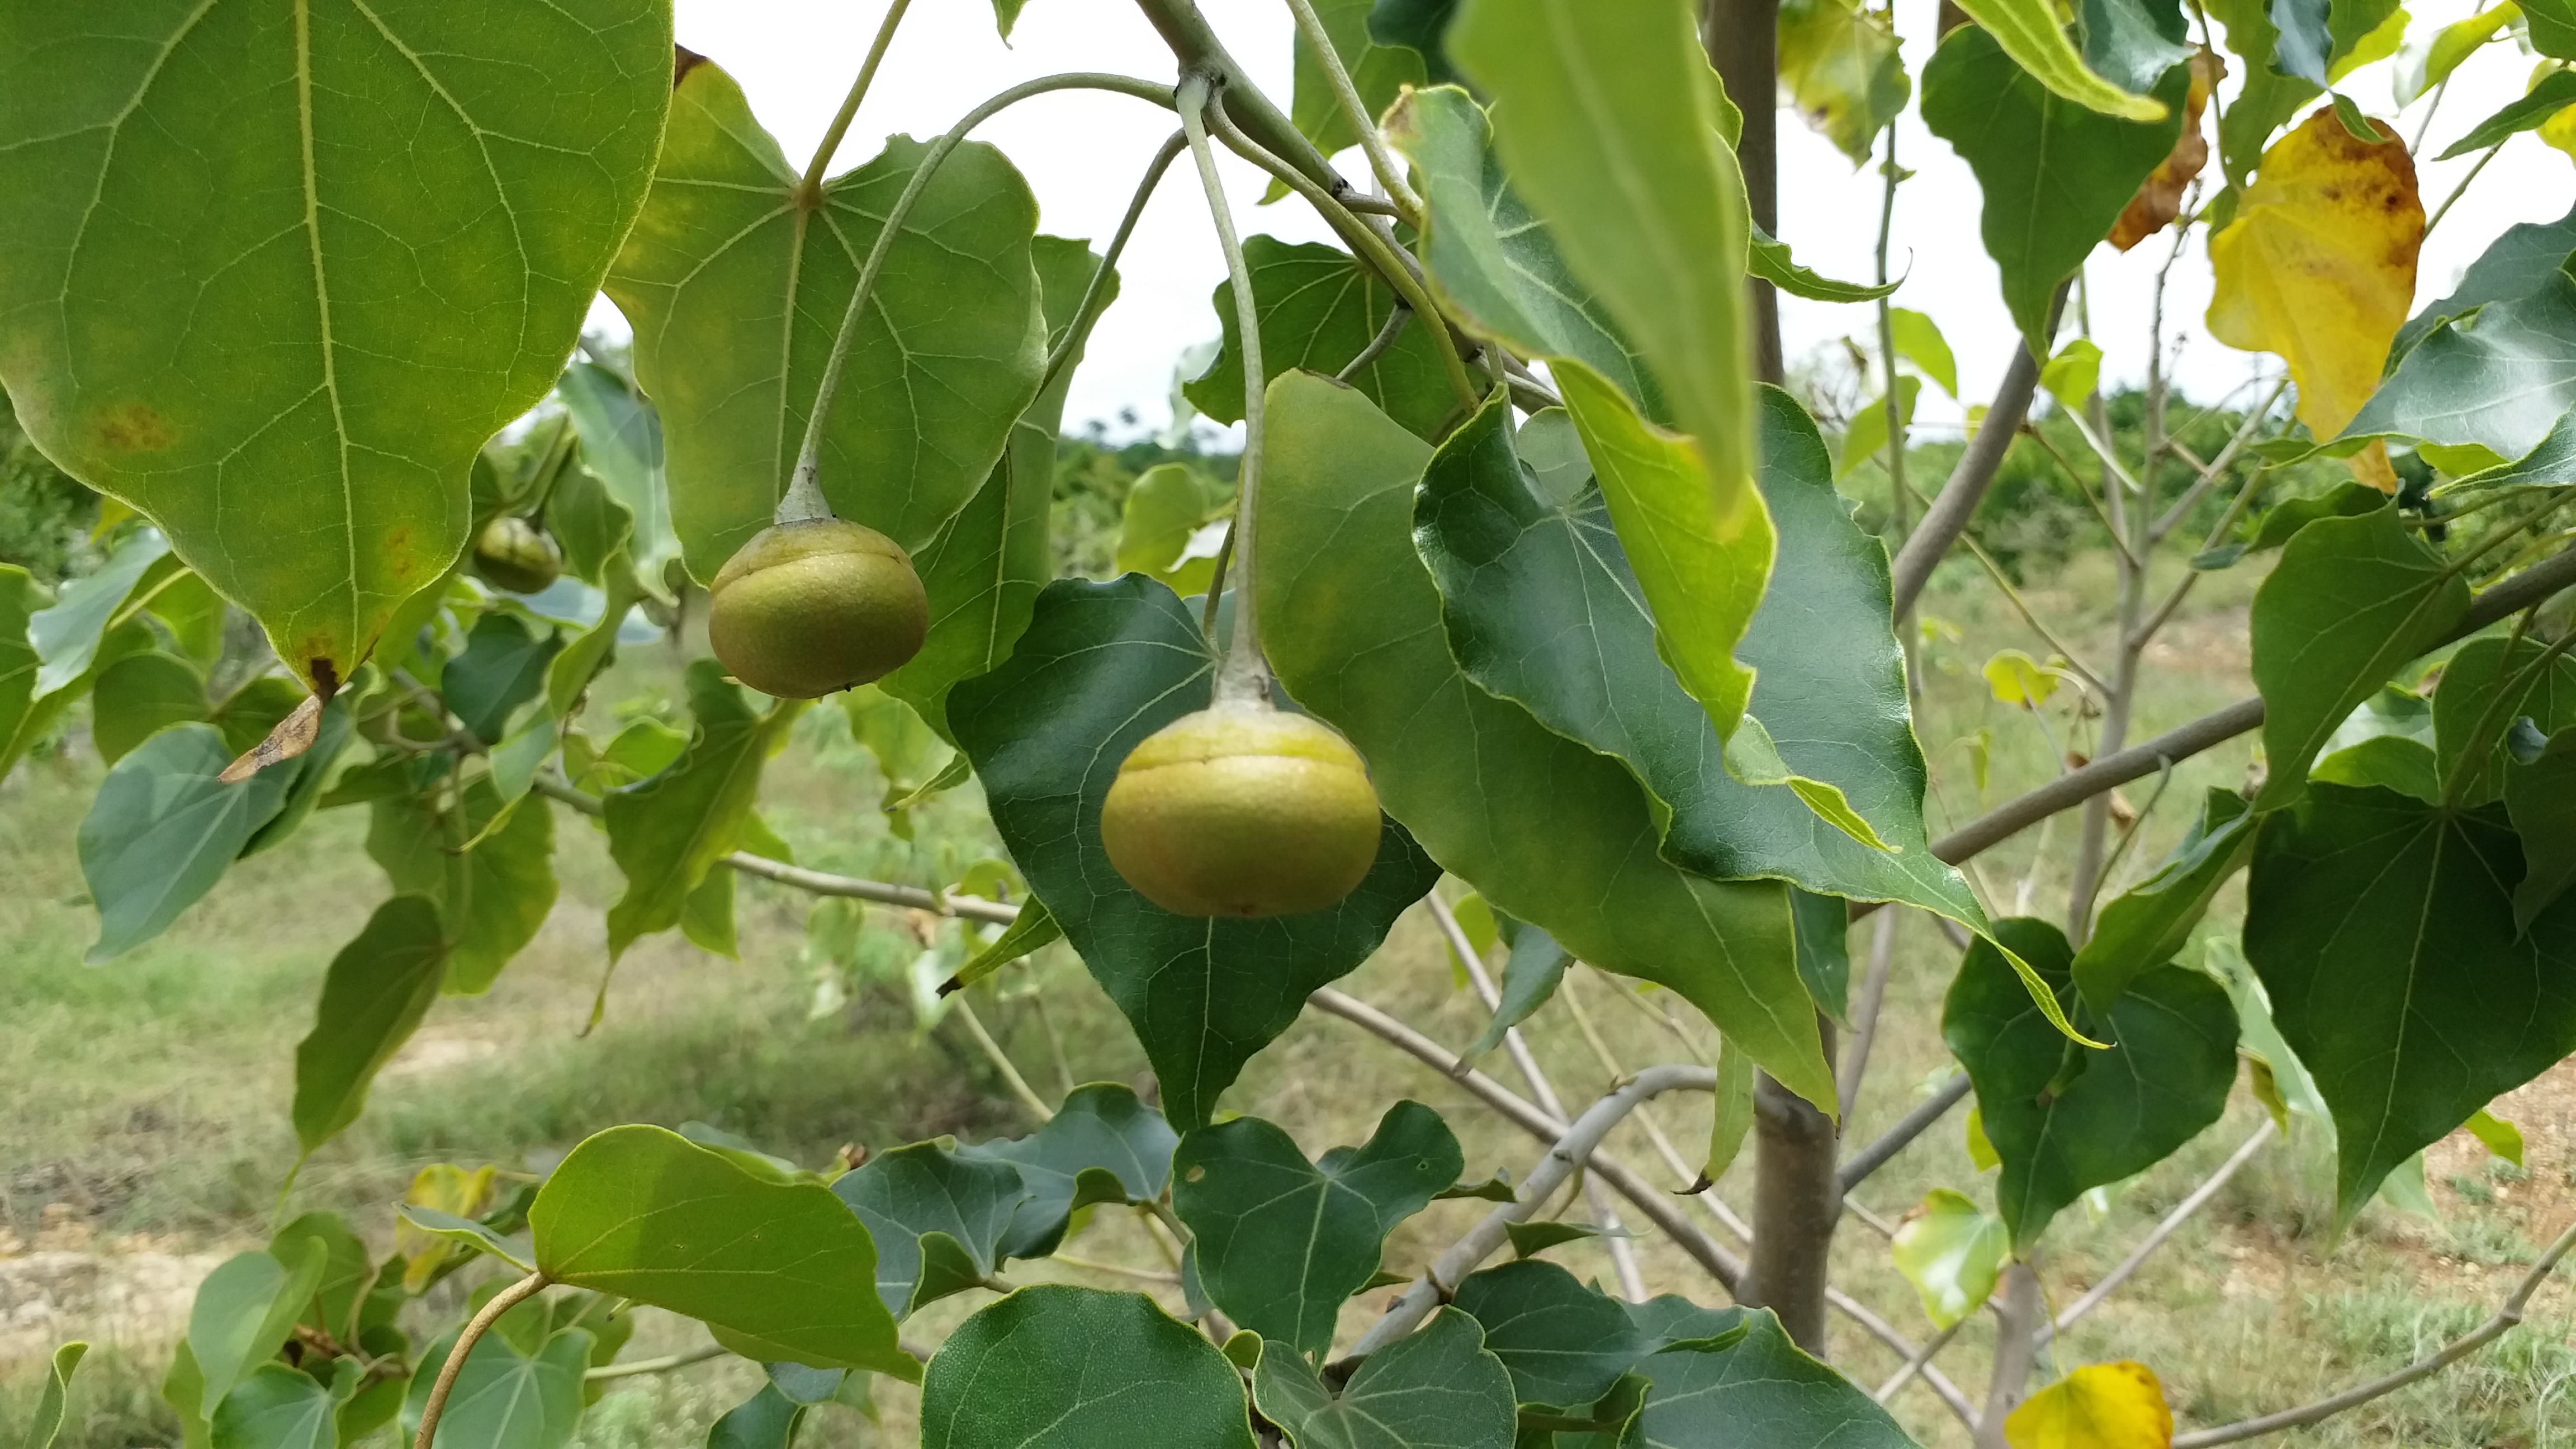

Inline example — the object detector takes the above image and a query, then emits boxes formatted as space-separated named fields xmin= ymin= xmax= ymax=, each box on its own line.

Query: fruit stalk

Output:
xmin=1177 ymin=72 xmax=1270 ymax=704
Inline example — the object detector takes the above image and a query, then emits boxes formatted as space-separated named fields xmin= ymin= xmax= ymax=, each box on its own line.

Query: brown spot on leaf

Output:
xmin=218 ymin=694 xmax=322 ymax=783
xmin=674 ymin=44 xmax=708 ymax=87
xmin=92 ymin=404 xmax=173 ymax=454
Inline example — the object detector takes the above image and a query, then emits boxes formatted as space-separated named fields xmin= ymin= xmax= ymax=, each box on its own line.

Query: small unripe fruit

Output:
xmin=472 ymin=516 xmax=562 ymax=594
xmin=1101 ymin=702 xmax=1381 ymax=917
xmin=708 ymin=518 xmax=928 ymax=698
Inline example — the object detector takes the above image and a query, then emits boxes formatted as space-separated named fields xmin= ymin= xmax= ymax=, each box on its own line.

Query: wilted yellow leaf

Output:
xmin=2006 ymin=1361 xmax=2175 ymax=1448
xmin=2111 ymin=50 xmax=2224 ymax=252
xmin=2207 ymin=107 xmax=2422 ymax=465
xmin=396 ymin=1162 xmax=498 ymax=1291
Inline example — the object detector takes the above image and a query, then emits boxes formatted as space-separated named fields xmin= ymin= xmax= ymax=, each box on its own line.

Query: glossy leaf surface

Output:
xmin=920 ymin=1286 xmax=1254 ymax=1449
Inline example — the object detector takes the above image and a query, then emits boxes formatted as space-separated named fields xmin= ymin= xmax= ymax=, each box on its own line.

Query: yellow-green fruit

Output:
xmin=472 ymin=516 xmax=562 ymax=594
xmin=708 ymin=518 xmax=927 ymax=698
xmin=1101 ymin=703 xmax=1381 ymax=917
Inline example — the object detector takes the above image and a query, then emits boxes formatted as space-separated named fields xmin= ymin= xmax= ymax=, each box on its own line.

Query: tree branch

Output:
xmin=1888 ymin=287 xmax=2066 ymax=617
xmin=2171 ymin=1213 xmax=2576 ymax=1446
xmin=1349 ymin=1064 xmax=1717 ymax=1356
xmin=1838 ymin=1073 xmax=1971 ymax=1194
xmin=2039 ymin=1119 xmax=2274 ymax=1351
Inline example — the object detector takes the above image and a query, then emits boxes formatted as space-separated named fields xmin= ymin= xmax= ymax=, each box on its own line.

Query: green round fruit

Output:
xmin=708 ymin=518 xmax=928 ymax=698
xmin=472 ymin=516 xmax=562 ymax=594
xmin=1101 ymin=703 xmax=1381 ymax=918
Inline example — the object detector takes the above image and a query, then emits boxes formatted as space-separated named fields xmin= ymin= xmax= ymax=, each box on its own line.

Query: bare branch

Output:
xmin=1838 ymin=910 xmax=1901 ymax=1123
xmin=1349 ymin=1063 xmax=1717 ymax=1355
xmin=2039 ymin=1120 xmax=2275 ymax=1350
xmin=1876 ymin=1319 xmax=1963 ymax=1404
xmin=2171 ymin=1213 xmax=2576 ymax=1446
xmin=1840 ymin=1073 xmax=1972 ymax=1194
xmin=1888 ymin=287 xmax=2066 ymax=617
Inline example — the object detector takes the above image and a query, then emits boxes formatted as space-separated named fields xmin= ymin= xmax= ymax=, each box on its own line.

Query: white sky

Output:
xmin=636 ymin=0 xmax=2576 ymax=438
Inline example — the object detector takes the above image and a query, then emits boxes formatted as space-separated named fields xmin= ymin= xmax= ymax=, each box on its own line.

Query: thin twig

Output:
xmin=414 ymin=1270 xmax=549 ymax=1449
xmin=951 ymin=996 xmax=1054 ymax=1120
xmin=1180 ymin=74 xmax=1274 ymax=704
xmin=1839 ymin=1073 xmax=1972 ymax=1194
xmin=2039 ymin=1120 xmax=2275 ymax=1350
xmin=1888 ymin=287 xmax=2065 ymax=617
xmin=1957 ymin=532 xmax=2111 ymax=692
xmin=1838 ymin=910 xmax=1902 ymax=1123
xmin=585 ymin=1342 xmax=727 ymax=1381
xmin=1876 ymin=1319 xmax=1963 ymax=1403
xmin=796 ymin=0 xmax=917 ymax=203
xmin=2172 ymin=1214 xmax=2576 ymax=1446
xmin=1034 ymin=132 xmax=1189 ymax=399
xmin=2148 ymin=378 xmax=2288 ymax=543
xmin=2425 ymin=141 xmax=2504 ymax=239
xmin=1336 ymin=304 xmax=1413 ymax=383
xmin=1280 ymin=0 xmax=1425 ymax=222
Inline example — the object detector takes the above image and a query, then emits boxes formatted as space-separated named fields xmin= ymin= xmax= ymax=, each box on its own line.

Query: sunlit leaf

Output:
xmin=1890 ymin=309 xmax=1959 ymax=396
xmin=1777 ymin=0 xmax=1912 ymax=164
xmin=2352 ymin=259 xmax=2576 ymax=459
xmin=24 ymin=1342 xmax=87 ymax=1449
xmin=2005 ymin=1361 xmax=2174 ymax=1448
xmin=2467 ymin=1106 xmax=2527 ymax=1166
xmin=1891 ymin=1188 xmax=2009 ymax=1329
xmin=188 ymin=1243 xmax=328 ymax=1420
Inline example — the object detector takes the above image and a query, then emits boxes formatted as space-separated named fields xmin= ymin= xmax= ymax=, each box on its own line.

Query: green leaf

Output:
xmin=1614 ymin=1306 xmax=1915 ymax=1448
xmin=1922 ymin=26 xmax=2186 ymax=354
xmin=708 ymin=1385 xmax=807 ymax=1449
xmin=187 ymin=1242 xmax=329 ymax=1419
xmin=1412 ymin=387 xmax=1987 ymax=927
xmin=1450 ymin=1260 xmax=1661 ymax=1410
xmin=531 ymin=1125 xmax=914 ymax=1379
xmin=945 ymin=576 xmax=1443 ymax=1129
xmin=962 ymin=1082 xmax=1180 ymax=1259
xmin=1746 ymin=226 xmax=1900 ymax=304
xmin=2071 ymin=789 xmax=2255 ymax=1009
xmin=0 ymin=5 xmax=669 ymax=691
xmin=391 ymin=1205 xmax=535 ymax=1276
xmin=2041 ymin=338 xmax=2105 ymax=411
xmin=78 ymin=723 xmax=299 ymax=963
xmin=2250 ymin=505 xmax=2469 ymax=808
xmin=399 ymin=1325 xmax=589 ymax=1449
xmin=1257 ymin=372 xmax=1830 ymax=1108
xmin=21 ymin=1341 xmax=86 ymax=1449
xmin=2248 ymin=480 xmax=2389 ymax=553
xmin=2468 ymin=1106 xmax=2527 ymax=1166
xmin=1948 ymin=0 xmax=2171 ymax=119
xmin=1114 ymin=463 xmax=1231 ymax=594
xmin=1840 ymin=376 xmax=1920 ymax=479
xmin=1381 ymin=86 xmax=1665 ymax=423
xmin=2246 ymin=783 xmax=2576 ymax=1219
xmin=2314 ymin=732 xmax=2440 ymax=801
xmin=556 ymin=362 xmax=676 ymax=579
xmin=884 ymin=236 xmax=1109 ymax=734
xmin=210 ymin=1363 xmax=349 ymax=1449
xmin=1777 ymin=0 xmax=1912 ymax=164
xmin=1183 ymin=238 xmax=1457 ymax=442
xmin=2528 ymin=0 xmax=2576 ymax=58
xmin=1465 ymin=926 xmax=1571 ymax=1058
xmin=2509 ymin=728 xmax=2576 ymax=928
xmin=1450 ymin=0 xmax=1763 ymax=576
xmin=1290 ymin=0 xmax=1430 ymax=160
xmin=1704 ymin=1034 xmax=1759 ymax=1184
xmin=2432 ymin=635 xmax=2576 ymax=806
xmin=2449 ymin=410 xmax=2576 ymax=494
xmin=944 ymin=901 xmax=1063 ymax=998
xmin=160 ymin=1341 xmax=212 ymax=1449
xmin=2441 ymin=70 xmax=2576 ymax=159
xmin=1372 ymin=0 xmax=1465 ymax=83
xmin=1888 ymin=309 xmax=1958 ymax=397
xmin=2350 ymin=263 xmax=2576 ymax=458
xmin=2083 ymin=0 xmax=2195 ymax=93
xmin=31 ymin=529 xmax=168 ymax=695
xmin=1945 ymin=918 xmax=2237 ymax=1249
xmin=292 ymin=896 xmax=450 ymax=1157
xmin=1791 ymin=889 xmax=1852 ymax=1022
xmin=2209 ymin=0 xmax=2324 ymax=199
xmin=1889 ymin=1188 xmax=2009 ymax=1330
xmin=91 ymin=650 xmax=210 ymax=765
xmin=443 ymin=612 xmax=562 ymax=747
xmin=605 ymin=58 xmax=1044 ymax=580
xmin=1251 ymin=1308 xmax=1517 ymax=1449
xmin=604 ymin=661 xmax=799 ymax=961
xmin=920 ymin=1286 xmax=1254 ymax=1449
xmin=368 ymin=776 xmax=557 ymax=995
xmin=0 ymin=565 xmax=70 ymax=784
xmin=1173 ymin=1102 xmax=1463 ymax=1361
xmin=264 ymin=1214 xmax=376 ymax=1348
xmin=834 ymin=1141 xmax=1027 ymax=1316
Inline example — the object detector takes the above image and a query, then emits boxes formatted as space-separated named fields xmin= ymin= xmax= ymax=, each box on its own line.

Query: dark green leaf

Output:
xmin=1185 ymin=238 xmax=1457 ymax=442
xmin=606 ymin=59 xmax=1043 ymax=580
xmin=884 ymin=236 xmax=1107 ymax=735
xmin=943 ymin=900 xmax=1062 ymax=998
xmin=2082 ymin=0 xmax=2194 ymax=93
xmin=443 ymin=613 xmax=562 ymax=747
xmin=945 ymin=576 xmax=1442 ymax=1130
xmin=1945 ymin=918 xmax=2237 ymax=1249
xmin=1746 ymin=226 xmax=1901 ymax=304
xmin=2314 ymin=733 xmax=2441 ymax=801
xmin=2350 ymin=263 xmax=2576 ymax=458
xmin=1384 ymin=86 xmax=1665 ymax=422
xmin=187 ymin=1243 xmax=328 ymax=1419
xmin=603 ymin=661 xmax=798 ymax=960
xmin=920 ymin=1286 xmax=1254 ymax=1449
xmin=2432 ymin=636 xmax=2576 ymax=806
xmin=2247 ymin=784 xmax=2576 ymax=1217
xmin=1257 ymin=372 xmax=1830 ymax=1107
xmin=1413 ymin=388 xmax=1984 ymax=927
xmin=399 ymin=1325 xmax=589 ymax=1449
xmin=23 ymin=1342 xmax=87 ymax=1449
xmin=78 ymin=723 xmax=298 ymax=962
xmin=1614 ymin=1308 xmax=1915 ymax=1448
xmin=708 ymin=1385 xmax=806 ymax=1449
xmin=2509 ymin=728 xmax=2576 ymax=927
xmin=1451 ymin=1261 xmax=1659 ymax=1411
xmin=2439 ymin=69 xmax=2576 ymax=159
xmin=2527 ymin=0 xmax=2576 ymax=57
xmin=1791 ymin=889 xmax=1852 ymax=1021
xmin=2393 ymin=203 xmax=2576 ymax=364
xmin=2251 ymin=504 xmax=2469 ymax=808
xmin=264 ymin=1215 xmax=375 ymax=1349
xmin=0 ymin=6 xmax=669 ymax=690
xmin=1465 ymin=926 xmax=1570 ymax=1058
xmin=963 ymin=1082 xmax=1180 ymax=1259
xmin=2248 ymin=480 xmax=2388 ymax=552
xmin=2071 ymin=790 xmax=2255 ymax=1009
xmin=2208 ymin=0 xmax=2322 ymax=201
xmin=368 ymin=778 xmax=556 ymax=995
xmin=1174 ymin=1102 xmax=1462 ymax=1361
xmin=211 ymin=1362 xmax=348 ymax=1449
xmin=1504 ymin=1220 xmax=1605 ymax=1258
xmin=292 ymin=897 xmax=449 ymax=1157
xmin=531 ymin=1125 xmax=914 ymax=1379
xmin=0 ymin=565 xmax=70 ymax=784
xmin=1922 ymin=26 xmax=2186 ymax=354
xmin=1289 ymin=0 xmax=1429 ymax=161
xmin=91 ymin=650 xmax=208 ymax=765
xmin=1251 ymin=1308 xmax=1517 ymax=1449
xmin=834 ymin=1142 xmax=1027 ymax=1316
xmin=1372 ymin=0 xmax=1463 ymax=83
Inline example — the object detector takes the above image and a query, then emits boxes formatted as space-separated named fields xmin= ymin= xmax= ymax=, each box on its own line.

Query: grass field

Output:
xmin=5 ymin=541 xmax=2574 ymax=1447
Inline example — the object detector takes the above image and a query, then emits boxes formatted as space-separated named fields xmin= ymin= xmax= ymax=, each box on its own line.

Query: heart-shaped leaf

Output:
xmin=920 ymin=1286 xmax=1254 ymax=1449
xmin=1250 ymin=1307 xmax=1516 ymax=1449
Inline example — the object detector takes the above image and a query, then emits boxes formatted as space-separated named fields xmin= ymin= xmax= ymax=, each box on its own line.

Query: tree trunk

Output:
xmin=1703 ymin=0 xmax=1783 ymax=384
xmin=1746 ymin=1021 xmax=1839 ymax=1353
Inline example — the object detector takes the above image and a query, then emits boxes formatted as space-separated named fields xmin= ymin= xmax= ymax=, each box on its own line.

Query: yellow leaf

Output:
xmin=2006 ymin=1361 xmax=2175 ymax=1448
xmin=1965 ymin=1104 xmax=2001 ymax=1171
xmin=2543 ymin=96 xmax=2576 ymax=161
xmin=2207 ymin=107 xmax=2423 ymax=448
xmin=396 ymin=1162 xmax=498 ymax=1291
xmin=2040 ymin=340 xmax=2103 ymax=411
xmin=1984 ymin=648 xmax=2066 ymax=709
xmin=2328 ymin=6 xmax=2409 ymax=83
